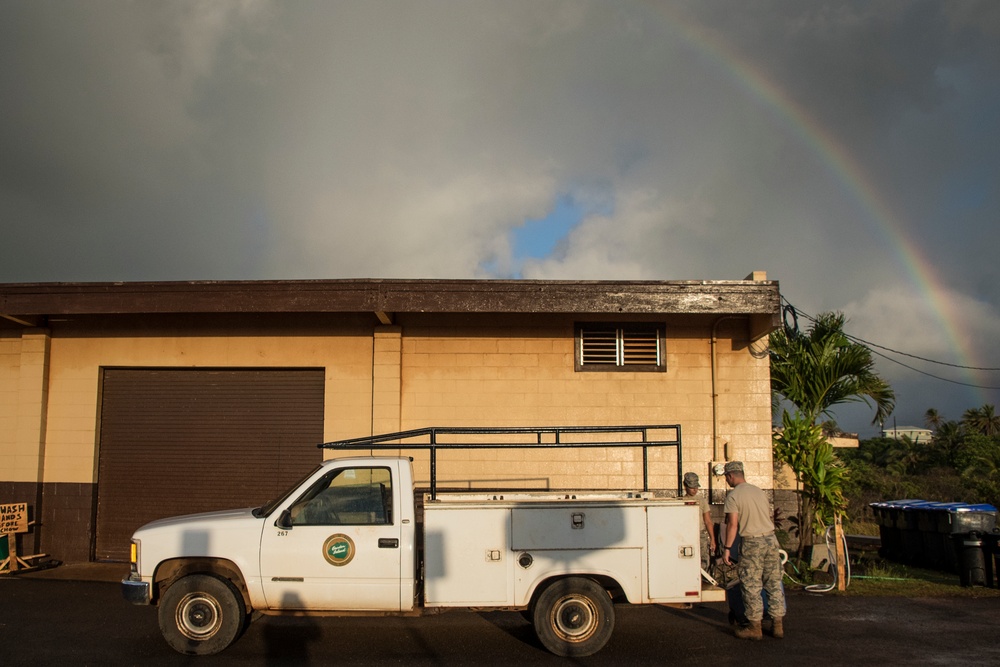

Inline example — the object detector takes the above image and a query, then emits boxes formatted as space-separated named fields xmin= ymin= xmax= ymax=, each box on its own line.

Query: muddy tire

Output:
xmin=158 ymin=574 xmax=246 ymax=655
xmin=532 ymin=577 xmax=614 ymax=657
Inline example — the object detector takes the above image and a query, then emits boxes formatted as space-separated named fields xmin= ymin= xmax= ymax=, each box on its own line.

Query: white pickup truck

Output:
xmin=122 ymin=426 xmax=724 ymax=657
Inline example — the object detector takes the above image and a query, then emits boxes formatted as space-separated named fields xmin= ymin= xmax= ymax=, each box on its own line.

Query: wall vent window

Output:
xmin=576 ymin=324 xmax=665 ymax=372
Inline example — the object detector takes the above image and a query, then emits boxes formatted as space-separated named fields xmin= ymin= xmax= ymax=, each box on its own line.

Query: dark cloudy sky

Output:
xmin=2 ymin=1 xmax=998 ymax=435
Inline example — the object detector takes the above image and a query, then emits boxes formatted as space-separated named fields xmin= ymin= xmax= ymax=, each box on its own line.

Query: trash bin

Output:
xmin=873 ymin=499 xmax=924 ymax=562
xmin=983 ymin=533 xmax=1000 ymax=588
xmin=870 ymin=501 xmax=896 ymax=560
xmin=943 ymin=504 xmax=997 ymax=574
xmin=899 ymin=500 xmax=936 ymax=565
xmin=0 ymin=533 xmax=8 ymax=561
xmin=949 ymin=504 xmax=998 ymax=533
xmin=918 ymin=503 xmax=951 ymax=569
xmin=925 ymin=502 xmax=968 ymax=573
xmin=953 ymin=532 xmax=986 ymax=587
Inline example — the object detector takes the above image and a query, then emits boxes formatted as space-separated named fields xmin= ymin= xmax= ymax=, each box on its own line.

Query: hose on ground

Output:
xmin=802 ymin=524 xmax=851 ymax=592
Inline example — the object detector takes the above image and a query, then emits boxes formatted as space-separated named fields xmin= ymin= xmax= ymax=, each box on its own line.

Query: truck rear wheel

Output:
xmin=158 ymin=574 xmax=246 ymax=655
xmin=532 ymin=577 xmax=614 ymax=657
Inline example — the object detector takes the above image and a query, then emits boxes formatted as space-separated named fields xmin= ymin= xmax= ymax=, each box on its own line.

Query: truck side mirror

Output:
xmin=276 ymin=509 xmax=293 ymax=529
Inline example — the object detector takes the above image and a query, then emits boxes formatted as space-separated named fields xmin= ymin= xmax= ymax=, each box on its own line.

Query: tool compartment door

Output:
xmin=423 ymin=505 xmax=512 ymax=606
xmin=647 ymin=503 xmax=701 ymax=601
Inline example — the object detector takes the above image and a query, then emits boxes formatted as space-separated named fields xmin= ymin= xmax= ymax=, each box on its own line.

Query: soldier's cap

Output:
xmin=683 ymin=472 xmax=700 ymax=488
xmin=723 ymin=461 xmax=744 ymax=474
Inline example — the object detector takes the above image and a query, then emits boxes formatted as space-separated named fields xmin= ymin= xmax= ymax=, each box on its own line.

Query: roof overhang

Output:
xmin=1 ymin=277 xmax=781 ymax=337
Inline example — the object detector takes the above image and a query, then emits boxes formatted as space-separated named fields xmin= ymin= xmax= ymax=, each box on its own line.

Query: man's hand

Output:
xmin=723 ymin=511 xmax=739 ymax=566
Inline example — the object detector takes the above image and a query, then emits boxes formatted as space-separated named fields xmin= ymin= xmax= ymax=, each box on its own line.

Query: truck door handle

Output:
xmin=378 ymin=538 xmax=399 ymax=549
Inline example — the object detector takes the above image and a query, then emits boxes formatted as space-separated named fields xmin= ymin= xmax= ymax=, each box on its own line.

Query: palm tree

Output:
xmin=962 ymin=404 xmax=1000 ymax=436
xmin=770 ymin=312 xmax=895 ymax=425
xmin=770 ymin=311 xmax=895 ymax=558
xmin=924 ymin=408 xmax=943 ymax=432
xmin=931 ymin=420 xmax=963 ymax=468
xmin=887 ymin=435 xmax=926 ymax=476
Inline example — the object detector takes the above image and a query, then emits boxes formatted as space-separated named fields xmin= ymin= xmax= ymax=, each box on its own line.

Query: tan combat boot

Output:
xmin=735 ymin=621 xmax=762 ymax=640
xmin=768 ymin=616 xmax=784 ymax=639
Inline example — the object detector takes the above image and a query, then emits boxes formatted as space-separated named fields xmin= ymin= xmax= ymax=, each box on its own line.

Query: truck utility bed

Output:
xmin=422 ymin=492 xmax=710 ymax=607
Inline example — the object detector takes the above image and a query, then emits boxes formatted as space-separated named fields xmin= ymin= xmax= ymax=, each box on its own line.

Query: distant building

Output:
xmin=883 ymin=426 xmax=933 ymax=442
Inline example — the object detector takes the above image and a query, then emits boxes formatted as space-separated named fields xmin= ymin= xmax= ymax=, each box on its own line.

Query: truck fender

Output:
xmin=525 ymin=573 xmax=628 ymax=608
xmin=153 ymin=558 xmax=252 ymax=612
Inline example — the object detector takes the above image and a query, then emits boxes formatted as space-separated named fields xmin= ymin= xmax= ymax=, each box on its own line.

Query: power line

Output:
xmin=779 ymin=297 xmax=1000 ymax=390
xmin=842 ymin=332 xmax=1000 ymax=372
xmin=867 ymin=347 xmax=1000 ymax=390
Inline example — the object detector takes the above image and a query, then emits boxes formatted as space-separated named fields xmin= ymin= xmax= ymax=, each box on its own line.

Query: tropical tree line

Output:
xmin=840 ymin=404 xmax=1000 ymax=526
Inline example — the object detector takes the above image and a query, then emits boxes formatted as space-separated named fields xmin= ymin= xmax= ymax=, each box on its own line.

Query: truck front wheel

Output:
xmin=533 ymin=577 xmax=615 ymax=657
xmin=158 ymin=574 xmax=246 ymax=655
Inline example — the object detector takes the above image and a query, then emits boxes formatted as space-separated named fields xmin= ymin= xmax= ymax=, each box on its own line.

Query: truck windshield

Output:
xmin=253 ymin=464 xmax=323 ymax=518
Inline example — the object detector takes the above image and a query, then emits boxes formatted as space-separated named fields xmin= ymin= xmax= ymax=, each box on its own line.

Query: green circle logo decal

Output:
xmin=323 ymin=534 xmax=356 ymax=566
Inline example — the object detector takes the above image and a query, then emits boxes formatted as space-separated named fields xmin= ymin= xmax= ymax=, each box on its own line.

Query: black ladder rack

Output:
xmin=320 ymin=425 xmax=682 ymax=499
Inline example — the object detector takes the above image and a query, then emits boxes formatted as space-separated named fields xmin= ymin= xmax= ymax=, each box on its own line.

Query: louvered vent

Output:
xmin=622 ymin=329 xmax=661 ymax=365
xmin=577 ymin=324 xmax=664 ymax=371
xmin=581 ymin=328 xmax=620 ymax=365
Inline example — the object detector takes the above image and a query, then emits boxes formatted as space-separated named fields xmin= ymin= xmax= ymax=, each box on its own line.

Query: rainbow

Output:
xmin=652 ymin=7 xmax=984 ymax=395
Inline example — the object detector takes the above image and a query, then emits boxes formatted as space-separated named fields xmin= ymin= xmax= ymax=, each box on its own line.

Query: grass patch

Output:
xmin=842 ymin=569 xmax=1000 ymax=597
xmin=783 ymin=550 xmax=1000 ymax=597
xmin=843 ymin=521 xmax=880 ymax=537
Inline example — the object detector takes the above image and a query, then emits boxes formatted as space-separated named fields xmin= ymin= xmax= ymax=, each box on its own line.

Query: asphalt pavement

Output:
xmin=3 ymin=564 xmax=1000 ymax=665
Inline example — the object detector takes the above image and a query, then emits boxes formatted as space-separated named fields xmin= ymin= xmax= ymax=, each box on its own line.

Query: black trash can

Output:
xmin=870 ymin=501 xmax=893 ymax=560
xmin=983 ymin=533 xmax=1000 ymax=588
xmin=953 ymin=531 xmax=986 ymax=587
xmin=900 ymin=500 xmax=935 ymax=565
xmin=944 ymin=504 xmax=997 ymax=575
xmin=918 ymin=503 xmax=949 ymax=570
xmin=932 ymin=502 xmax=969 ymax=573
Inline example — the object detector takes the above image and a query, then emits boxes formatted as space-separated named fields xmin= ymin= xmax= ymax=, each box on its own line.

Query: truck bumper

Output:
xmin=121 ymin=576 xmax=151 ymax=605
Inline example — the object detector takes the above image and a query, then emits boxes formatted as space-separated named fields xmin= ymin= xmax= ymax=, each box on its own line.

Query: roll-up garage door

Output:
xmin=95 ymin=368 xmax=325 ymax=561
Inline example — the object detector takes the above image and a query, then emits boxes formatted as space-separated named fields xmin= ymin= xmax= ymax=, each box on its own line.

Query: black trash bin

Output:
xmin=900 ymin=500 xmax=935 ymax=565
xmin=870 ymin=501 xmax=894 ymax=560
xmin=953 ymin=531 xmax=986 ymax=587
xmin=931 ymin=502 xmax=969 ymax=573
xmin=873 ymin=499 xmax=924 ymax=563
xmin=918 ymin=503 xmax=951 ymax=570
xmin=983 ymin=533 xmax=1000 ymax=588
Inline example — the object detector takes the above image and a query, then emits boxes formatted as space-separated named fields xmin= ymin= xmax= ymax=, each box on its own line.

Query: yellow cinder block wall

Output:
xmin=7 ymin=313 xmax=773 ymax=494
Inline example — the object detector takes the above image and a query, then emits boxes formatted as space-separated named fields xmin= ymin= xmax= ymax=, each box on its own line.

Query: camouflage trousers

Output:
xmin=700 ymin=530 xmax=711 ymax=570
xmin=737 ymin=534 xmax=785 ymax=622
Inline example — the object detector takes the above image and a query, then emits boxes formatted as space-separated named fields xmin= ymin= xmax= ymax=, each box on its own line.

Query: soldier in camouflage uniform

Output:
xmin=681 ymin=472 xmax=715 ymax=570
xmin=721 ymin=461 xmax=785 ymax=640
